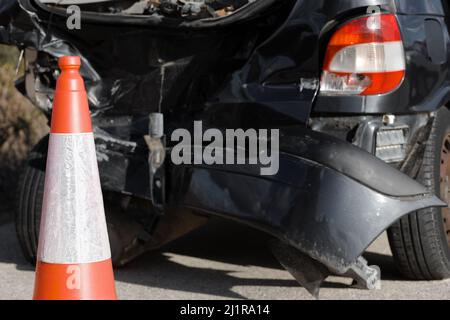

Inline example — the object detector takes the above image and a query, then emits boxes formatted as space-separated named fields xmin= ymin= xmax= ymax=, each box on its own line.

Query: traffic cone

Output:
xmin=33 ymin=56 xmax=117 ymax=300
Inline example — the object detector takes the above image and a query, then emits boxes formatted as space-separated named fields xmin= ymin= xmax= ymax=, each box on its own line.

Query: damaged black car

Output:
xmin=1 ymin=0 xmax=450 ymax=297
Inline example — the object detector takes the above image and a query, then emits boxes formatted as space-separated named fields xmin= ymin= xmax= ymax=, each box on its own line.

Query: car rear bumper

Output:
xmin=169 ymin=126 xmax=445 ymax=273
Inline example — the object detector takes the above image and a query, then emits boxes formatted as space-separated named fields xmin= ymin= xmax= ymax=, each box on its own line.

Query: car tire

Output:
xmin=388 ymin=107 xmax=450 ymax=280
xmin=15 ymin=136 xmax=47 ymax=265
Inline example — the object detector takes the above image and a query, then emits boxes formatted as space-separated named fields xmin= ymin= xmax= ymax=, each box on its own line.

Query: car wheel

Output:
xmin=15 ymin=136 xmax=47 ymax=265
xmin=388 ymin=107 xmax=450 ymax=280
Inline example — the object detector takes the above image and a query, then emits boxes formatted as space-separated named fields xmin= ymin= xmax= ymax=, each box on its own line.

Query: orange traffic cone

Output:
xmin=33 ymin=56 xmax=117 ymax=300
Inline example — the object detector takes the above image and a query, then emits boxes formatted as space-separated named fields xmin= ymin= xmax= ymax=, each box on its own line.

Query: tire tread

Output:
xmin=388 ymin=108 xmax=450 ymax=280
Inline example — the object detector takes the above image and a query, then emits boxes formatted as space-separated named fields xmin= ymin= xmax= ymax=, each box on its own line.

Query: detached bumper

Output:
xmin=169 ymin=127 xmax=445 ymax=274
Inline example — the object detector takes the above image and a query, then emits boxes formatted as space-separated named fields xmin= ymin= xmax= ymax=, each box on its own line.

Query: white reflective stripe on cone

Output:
xmin=37 ymin=133 xmax=111 ymax=264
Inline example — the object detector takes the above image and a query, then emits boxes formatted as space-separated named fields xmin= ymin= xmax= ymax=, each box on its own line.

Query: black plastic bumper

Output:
xmin=169 ymin=127 xmax=445 ymax=273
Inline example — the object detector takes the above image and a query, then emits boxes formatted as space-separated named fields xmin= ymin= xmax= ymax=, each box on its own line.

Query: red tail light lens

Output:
xmin=320 ymin=14 xmax=405 ymax=96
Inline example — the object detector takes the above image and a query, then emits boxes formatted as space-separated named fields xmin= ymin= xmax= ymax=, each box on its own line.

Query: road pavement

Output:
xmin=0 ymin=217 xmax=449 ymax=300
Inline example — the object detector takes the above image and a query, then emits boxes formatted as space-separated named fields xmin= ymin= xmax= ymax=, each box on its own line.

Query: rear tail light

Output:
xmin=320 ymin=14 xmax=405 ymax=96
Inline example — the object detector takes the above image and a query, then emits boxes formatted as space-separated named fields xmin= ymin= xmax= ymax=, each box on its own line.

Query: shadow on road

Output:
xmin=0 ymin=216 xmax=405 ymax=299
xmin=112 ymin=219 xmax=403 ymax=298
xmin=364 ymin=252 xmax=402 ymax=281
xmin=113 ymin=219 xmax=352 ymax=299
xmin=0 ymin=219 xmax=34 ymax=272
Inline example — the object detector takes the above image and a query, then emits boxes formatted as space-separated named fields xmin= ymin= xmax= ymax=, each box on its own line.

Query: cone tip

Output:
xmin=58 ymin=56 xmax=81 ymax=70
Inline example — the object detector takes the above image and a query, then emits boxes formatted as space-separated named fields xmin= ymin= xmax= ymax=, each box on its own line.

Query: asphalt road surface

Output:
xmin=0 ymin=217 xmax=449 ymax=300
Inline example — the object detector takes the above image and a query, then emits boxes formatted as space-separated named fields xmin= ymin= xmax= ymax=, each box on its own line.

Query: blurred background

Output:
xmin=0 ymin=45 xmax=48 ymax=222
